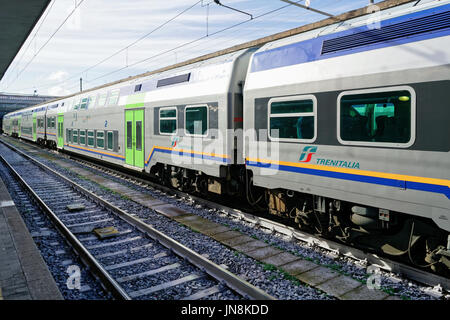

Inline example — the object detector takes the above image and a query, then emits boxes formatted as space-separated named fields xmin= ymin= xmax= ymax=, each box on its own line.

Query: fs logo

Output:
xmin=170 ymin=136 xmax=180 ymax=148
xmin=299 ymin=146 xmax=317 ymax=163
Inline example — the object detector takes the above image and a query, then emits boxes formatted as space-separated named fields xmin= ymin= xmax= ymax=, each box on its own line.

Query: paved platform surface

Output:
xmin=0 ymin=176 xmax=62 ymax=300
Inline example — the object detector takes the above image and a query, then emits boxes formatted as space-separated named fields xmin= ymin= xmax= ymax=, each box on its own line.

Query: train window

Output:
xmin=108 ymin=90 xmax=120 ymax=106
xmin=185 ymin=105 xmax=208 ymax=136
xmin=96 ymin=131 xmax=104 ymax=148
xmin=79 ymin=130 xmax=86 ymax=145
xmin=136 ymin=121 xmax=142 ymax=151
xmin=107 ymin=131 xmax=113 ymax=150
xmin=73 ymin=130 xmax=78 ymax=144
xmin=80 ymin=98 xmax=88 ymax=110
xmin=126 ymin=121 xmax=132 ymax=149
xmin=73 ymin=98 xmax=80 ymax=110
xmin=268 ymin=95 xmax=316 ymax=142
xmin=98 ymin=93 xmax=107 ymax=107
xmin=159 ymin=107 xmax=177 ymax=135
xmin=67 ymin=129 xmax=71 ymax=144
xmin=51 ymin=117 xmax=56 ymax=128
xmin=87 ymin=130 xmax=95 ymax=147
xmin=338 ymin=87 xmax=415 ymax=147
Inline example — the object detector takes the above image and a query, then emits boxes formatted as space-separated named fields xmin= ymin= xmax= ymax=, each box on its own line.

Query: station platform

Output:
xmin=0 ymin=177 xmax=62 ymax=300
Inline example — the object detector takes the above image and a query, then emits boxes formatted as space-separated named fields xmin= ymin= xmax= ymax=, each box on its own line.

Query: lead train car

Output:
xmin=244 ymin=0 xmax=450 ymax=270
xmin=3 ymin=0 xmax=449 ymax=271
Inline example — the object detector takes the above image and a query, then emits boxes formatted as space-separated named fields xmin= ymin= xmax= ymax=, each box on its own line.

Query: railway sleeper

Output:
xmin=265 ymin=188 xmax=450 ymax=275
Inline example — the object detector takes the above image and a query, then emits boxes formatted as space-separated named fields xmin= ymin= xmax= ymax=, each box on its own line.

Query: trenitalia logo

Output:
xmin=299 ymin=146 xmax=317 ymax=162
xmin=299 ymin=146 xmax=361 ymax=169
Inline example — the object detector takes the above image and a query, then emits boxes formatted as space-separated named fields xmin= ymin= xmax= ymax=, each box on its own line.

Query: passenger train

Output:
xmin=3 ymin=0 xmax=450 ymax=273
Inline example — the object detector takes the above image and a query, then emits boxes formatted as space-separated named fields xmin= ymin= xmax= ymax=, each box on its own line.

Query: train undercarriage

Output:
xmin=150 ymin=162 xmax=450 ymax=276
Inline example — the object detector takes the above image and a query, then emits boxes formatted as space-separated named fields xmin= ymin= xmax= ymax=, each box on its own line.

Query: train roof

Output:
xmin=5 ymin=0 xmax=424 ymax=117
xmin=250 ymin=0 xmax=449 ymax=74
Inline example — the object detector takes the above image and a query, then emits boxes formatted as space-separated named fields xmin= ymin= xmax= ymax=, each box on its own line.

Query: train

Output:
xmin=3 ymin=0 xmax=449 ymax=274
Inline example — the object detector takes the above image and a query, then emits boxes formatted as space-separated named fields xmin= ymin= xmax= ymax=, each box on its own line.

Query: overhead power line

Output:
xmin=4 ymin=0 xmax=85 ymax=90
xmin=10 ymin=0 xmax=203 ymax=93
xmin=68 ymin=1 xmax=297 ymax=88
xmin=3 ymin=0 xmax=56 ymax=85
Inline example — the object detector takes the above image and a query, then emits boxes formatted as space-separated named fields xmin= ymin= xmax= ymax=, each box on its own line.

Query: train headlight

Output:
xmin=398 ymin=96 xmax=410 ymax=102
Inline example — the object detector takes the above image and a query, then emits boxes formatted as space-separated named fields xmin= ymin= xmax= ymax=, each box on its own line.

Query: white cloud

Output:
xmin=47 ymin=70 xmax=69 ymax=81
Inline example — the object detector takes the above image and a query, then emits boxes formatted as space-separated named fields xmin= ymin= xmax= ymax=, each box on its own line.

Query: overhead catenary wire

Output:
xmin=65 ymin=0 xmax=304 ymax=90
xmin=8 ymin=0 xmax=203 ymax=93
xmin=11 ymin=0 xmax=331 ymax=94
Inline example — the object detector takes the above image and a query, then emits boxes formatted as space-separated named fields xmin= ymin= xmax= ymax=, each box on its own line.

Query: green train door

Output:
xmin=125 ymin=109 xmax=144 ymax=168
xmin=33 ymin=114 xmax=37 ymax=141
xmin=57 ymin=115 xmax=64 ymax=148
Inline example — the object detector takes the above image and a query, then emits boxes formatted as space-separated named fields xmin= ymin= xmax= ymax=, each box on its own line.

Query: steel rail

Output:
xmin=0 ymin=154 xmax=131 ymax=300
xmin=0 ymin=137 xmax=276 ymax=300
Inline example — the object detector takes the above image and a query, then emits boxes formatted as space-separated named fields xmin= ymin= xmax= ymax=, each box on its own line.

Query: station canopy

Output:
xmin=0 ymin=0 xmax=51 ymax=80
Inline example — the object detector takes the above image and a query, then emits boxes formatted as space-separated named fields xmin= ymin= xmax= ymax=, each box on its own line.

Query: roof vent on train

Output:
xmin=321 ymin=9 xmax=450 ymax=55
xmin=156 ymin=73 xmax=191 ymax=88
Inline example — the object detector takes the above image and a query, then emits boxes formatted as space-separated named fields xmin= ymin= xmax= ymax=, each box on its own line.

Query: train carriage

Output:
xmin=18 ymin=106 xmax=35 ymax=142
xmin=63 ymin=84 xmax=124 ymax=163
xmin=34 ymin=105 xmax=47 ymax=145
xmin=143 ymin=49 xmax=254 ymax=193
xmin=244 ymin=0 xmax=450 ymax=267
xmin=45 ymin=102 xmax=61 ymax=149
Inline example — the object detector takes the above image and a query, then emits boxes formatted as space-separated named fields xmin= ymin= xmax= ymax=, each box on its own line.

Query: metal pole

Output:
xmin=80 ymin=77 xmax=82 ymax=92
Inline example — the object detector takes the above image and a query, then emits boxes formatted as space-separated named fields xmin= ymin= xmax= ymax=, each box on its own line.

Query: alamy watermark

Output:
xmin=66 ymin=265 xmax=81 ymax=290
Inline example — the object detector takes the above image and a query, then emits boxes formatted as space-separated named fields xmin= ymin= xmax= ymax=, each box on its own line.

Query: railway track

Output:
xmin=2 ymin=135 xmax=448 ymax=300
xmin=65 ymin=148 xmax=450 ymax=296
xmin=0 ymin=138 xmax=274 ymax=300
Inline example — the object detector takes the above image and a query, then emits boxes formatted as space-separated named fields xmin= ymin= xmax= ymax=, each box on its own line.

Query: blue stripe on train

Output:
xmin=246 ymin=160 xmax=450 ymax=199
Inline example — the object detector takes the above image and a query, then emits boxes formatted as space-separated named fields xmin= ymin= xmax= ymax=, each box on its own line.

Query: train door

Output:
xmin=18 ymin=117 xmax=21 ymax=137
xmin=33 ymin=114 xmax=37 ymax=141
xmin=57 ymin=114 xmax=64 ymax=148
xmin=125 ymin=109 xmax=144 ymax=168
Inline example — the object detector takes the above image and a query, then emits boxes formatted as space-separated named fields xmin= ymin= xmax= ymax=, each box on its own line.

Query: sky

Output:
xmin=0 ymin=0 xmax=386 ymax=97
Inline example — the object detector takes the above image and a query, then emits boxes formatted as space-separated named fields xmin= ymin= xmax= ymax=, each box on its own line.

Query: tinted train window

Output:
xmin=339 ymin=89 xmax=412 ymax=145
xmin=96 ymin=131 xmax=104 ymax=148
xmin=73 ymin=130 xmax=78 ymax=143
xmin=87 ymin=131 xmax=94 ymax=147
xmin=268 ymin=96 xmax=316 ymax=142
xmin=80 ymin=98 xmax=88 ymax=110
xmin=79 ymin=130 xmax=86 ymax=145
xmin=107 ymin=131 xmax=113 ymax=150
xmin=126 ymin=122 xmax=132 ymax=149
xmin=136 ymin=121 xmax=142 ymax=151
xmin=159 ymin=108 xmax=177 ymax=135
xmin=74 ymin=99 xmax=80 ymax=110
xmin=185 ymin=105 xmax=207 ymax=136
